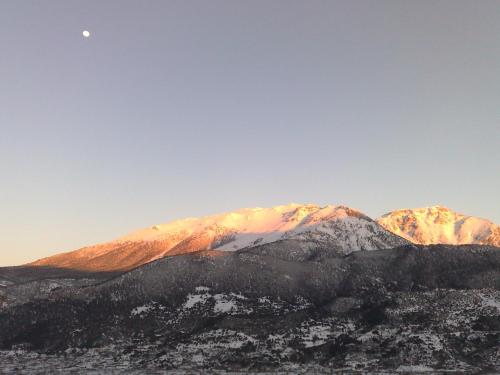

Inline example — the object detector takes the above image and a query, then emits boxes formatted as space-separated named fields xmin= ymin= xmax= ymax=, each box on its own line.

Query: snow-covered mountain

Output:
xmin=5 ymin=205 xmax=500 ymax=373
xmin=29 ymin=203 xmax=499 ymax=272
xmin=377 ymin=206 xmax=500 ymax=247
xmin=31 ymin=203 xmax=408 ymax=271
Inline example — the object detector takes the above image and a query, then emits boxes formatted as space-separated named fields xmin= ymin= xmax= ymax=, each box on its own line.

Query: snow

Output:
xmin=2 ymin=289 xmax=500 ymax=373
xmin=191 ymin=353 xmax=205 ymax=365
xmin=229 ymin=292 xmax=247 ymax=300
xmin=34 ymin=203 xmax=410 ymax=270
xmin=131 ymin=304 xmax=154 ymax=316
xmin=131 ymin=302 xmax=164 ymax=317
xmin=479 ymin=292 xmax=500 ymax=312
xmin=397 ymin=365 xmax=435 ymax=372
xmin=174 ymin=329 xmax=257 ymax=352
xmin=213 ymin=299 xmax=237 ymax=313
xmin=378 ymin=206 xmax=498 ymax=246
xmin=411 ymin=332 xmax=444 ymax=351
xmin=34 ymin=202 xmax=496 ymax=273
xmin=115 ymin=204 xmax=396 ymax=254
xmin=183 ymin=293 xmax=210 ymax=309
xmin=182 ymin=292 xmax=244 ymax=313
xmin=301 ymin=325 xmax=332 ymax=348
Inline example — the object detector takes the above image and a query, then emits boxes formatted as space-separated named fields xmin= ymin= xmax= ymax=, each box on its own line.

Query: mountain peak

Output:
xmin=377 ymin=206 xmax=498 ymax=246
xmin=380 ymin=205 xmax=453 ymax=217
xmin=31 ymin=203 xmax=406 ymax=271
xmin=29 ymin=203 xmax=498 ymax=272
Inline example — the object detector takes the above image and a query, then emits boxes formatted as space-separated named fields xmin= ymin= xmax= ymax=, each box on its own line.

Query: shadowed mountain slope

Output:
xmin=1 ymin=242 xmax=499 ymax=372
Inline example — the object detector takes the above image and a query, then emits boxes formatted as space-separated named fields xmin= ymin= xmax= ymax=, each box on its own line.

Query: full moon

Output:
xmin=82 ymin=30 xmax=90 ymax=38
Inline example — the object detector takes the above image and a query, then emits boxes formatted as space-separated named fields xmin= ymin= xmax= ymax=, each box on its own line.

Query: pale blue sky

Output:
xmin=1 ymin=1 xmax=499 ymax=266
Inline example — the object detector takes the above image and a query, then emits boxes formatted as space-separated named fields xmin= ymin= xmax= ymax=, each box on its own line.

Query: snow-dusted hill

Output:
xmin=31 ymin=204 xmax=408 ymax=271
xmin=377 ymin=206 xmax=500 ymax=247
xmin=3 ymin=244 xmax=500 ymax=372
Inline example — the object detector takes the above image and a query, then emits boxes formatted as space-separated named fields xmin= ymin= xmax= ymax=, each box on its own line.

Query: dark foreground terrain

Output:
xmin=1 ymin=243 xmax=499 ymax=373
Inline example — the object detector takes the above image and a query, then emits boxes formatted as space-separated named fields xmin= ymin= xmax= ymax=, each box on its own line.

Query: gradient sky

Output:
xmin=1 ymin=1 xmax=499 ymax=266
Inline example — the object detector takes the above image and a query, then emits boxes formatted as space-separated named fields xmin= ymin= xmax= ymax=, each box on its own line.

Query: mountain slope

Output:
xmin=30 ymin=204 xmax=409 ymax=272
xmin=377 ymin=206 xmax=500 ymax=247
xmin=1 ymin=243 xmax=499 ymax=372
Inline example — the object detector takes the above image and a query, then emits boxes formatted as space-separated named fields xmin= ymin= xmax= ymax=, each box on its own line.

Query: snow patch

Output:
xmin=479 ymin=292 xmax=500 ymax=312
xmin=183 ymin=293 xmax=210 ymax=309
xmin=213 ymin=294 xmax=238 ymax=313
xmin=397 ymin=365 xmax=435 ymax=372
xmin=131 ymin=302 xmax=163 ymax=317
xmin=131 ymin=305 xmax=152 ymax=317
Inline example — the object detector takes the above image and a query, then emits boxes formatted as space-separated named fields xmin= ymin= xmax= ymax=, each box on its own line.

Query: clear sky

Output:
xmin=0 ymin=1 xmax=499 ymax=266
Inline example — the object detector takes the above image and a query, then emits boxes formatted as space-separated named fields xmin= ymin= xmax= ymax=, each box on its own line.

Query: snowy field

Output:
xmin=0 ymin=351 xmax=443 ymax=374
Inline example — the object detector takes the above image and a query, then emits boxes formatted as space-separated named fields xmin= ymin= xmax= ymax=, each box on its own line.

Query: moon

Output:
xmin=82 ymin=30 xmax=90 ymax=38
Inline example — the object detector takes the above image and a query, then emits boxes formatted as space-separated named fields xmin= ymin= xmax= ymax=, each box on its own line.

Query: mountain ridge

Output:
xmin=378 ymin=205 xmax=499 ymax=247
xmin=29 ymin=203 xmax=498 ymax=272
xmin=2 ymin=205 xmax=499 ymax=373
xmin=2 ymin=243 xmax=500 ymax=372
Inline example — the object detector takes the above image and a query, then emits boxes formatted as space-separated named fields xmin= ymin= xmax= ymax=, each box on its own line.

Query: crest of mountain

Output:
xmin=377 ymin=206 xmax=500 ymax=247
xmin=30 ymin=203 xmax=409 ymax=272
